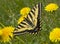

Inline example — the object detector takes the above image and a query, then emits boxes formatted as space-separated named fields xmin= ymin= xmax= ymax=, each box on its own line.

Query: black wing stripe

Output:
xmin=30 ymin=10 xmax=35 ymax=15
xmin=15 ymin=28 xmax=19 ymax=30
xmin=18 ymin=24 xmax=25 ymax=28
xmin=32 ymin=7 xmax=36 ymax=11
xmin=28 ymin=15 xmax=33 ymax=23
xmin=20 ymin=23 xmax=28 ymax=28
xmin=27 ymin=14 xmax=33 ymax=23
xmin=28 ymin=13 xmax=33 ymax=20
xmin=16 ymin=26 xmax=21 ymax=29
xmin=32 ymin=4 xmax=37 ymax=11
xmin=36 ymin=3 xmax=41 ymax=30
xmin=13 ymin=30 xmax=27 ymax=34
xmin=22 ymin=21 xmax=31 ymax=26
xmin=28 ymin=10 xmax=35 ymax=20
xmin=35 ymin=4 xmax=37 ymax=8
xmin=21 ymin=22 xmax=27 ymax=25
xmin=31 ymin=9 xmax=35 ymax=12
xmin=25 ymin=18 xmax=34 ymax=27
xmin=28 ymin=7 xmax=36 ymax=19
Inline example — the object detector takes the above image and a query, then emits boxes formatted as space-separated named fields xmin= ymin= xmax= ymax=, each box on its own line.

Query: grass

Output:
xmin=0 ymin=0 xmax=60 ymax=44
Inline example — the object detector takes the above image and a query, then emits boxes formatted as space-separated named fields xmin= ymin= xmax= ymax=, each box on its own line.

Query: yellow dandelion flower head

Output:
xmin=0 ymin=30 xmax=2 ymax=35
xmin=20 ymin=7 xmax=31 ymax=15
xmin=0 ymin=26 xmax=14 ymax=42
xmin=18 ymin=7 xmax=30 ymax=24
xmin=18 ymin=16 xmax=25 ymax=24
xmin=49 ymin=28 xmax=60 ymax=42
xmin=45 ymin=3 xmax=59 ymax=12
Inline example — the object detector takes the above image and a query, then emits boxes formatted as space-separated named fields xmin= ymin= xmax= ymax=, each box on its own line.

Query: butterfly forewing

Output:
xmin=13 ymin=3 xmax=41 ymax=35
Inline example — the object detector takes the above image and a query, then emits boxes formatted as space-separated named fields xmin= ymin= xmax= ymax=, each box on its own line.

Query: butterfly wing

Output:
xmin=13 ymin=3 xmax=41 ymax=35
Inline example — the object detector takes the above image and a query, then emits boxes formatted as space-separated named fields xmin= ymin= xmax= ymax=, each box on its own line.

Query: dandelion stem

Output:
xmin=0 ymin=22 xmax=5 ymax=27
xmin=16 ymin=36 xmax=26 ymax=44
xmin=9 ymin=42 xmax=12 ymax=44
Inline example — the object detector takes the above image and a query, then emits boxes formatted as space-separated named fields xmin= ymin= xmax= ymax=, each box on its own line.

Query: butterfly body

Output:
xmin=13 ymin=3 xmax=42 ymax=35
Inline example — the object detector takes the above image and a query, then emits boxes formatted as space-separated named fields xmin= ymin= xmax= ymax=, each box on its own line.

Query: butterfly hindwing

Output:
xmin=13 ymin=3 xmax=41 ymax=35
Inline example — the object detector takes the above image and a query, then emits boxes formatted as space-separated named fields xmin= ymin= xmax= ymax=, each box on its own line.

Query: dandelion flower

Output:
xmin=49 ymin=28 xmax=60 ymax=42
xmin=20 ymin=7 xmax=30 ymax=15
xmin=45 ymin=3 xmax=59 ymax=12
xmin=18 ymin=7 xmax=31 ymax=24
xmin=0 ymin=30 xmax=2 ymax=35
xmin=18 ymin=16 xmax=25 ymax=24
xmin=0 ymin=26 xmax=14 ymax=42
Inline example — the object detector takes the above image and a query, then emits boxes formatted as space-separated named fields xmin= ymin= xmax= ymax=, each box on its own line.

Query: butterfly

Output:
xmin=13 ymin=3 xmax=42 ymax=36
